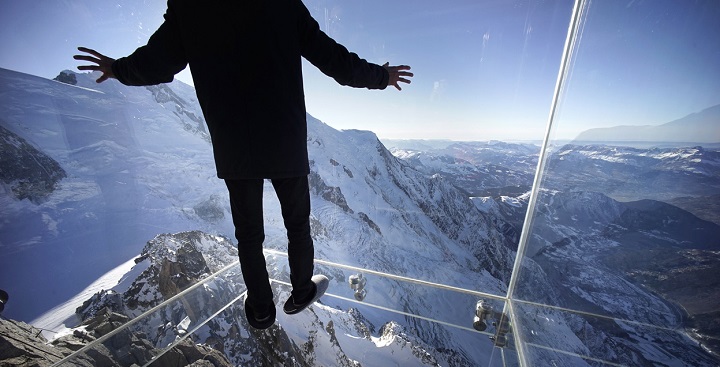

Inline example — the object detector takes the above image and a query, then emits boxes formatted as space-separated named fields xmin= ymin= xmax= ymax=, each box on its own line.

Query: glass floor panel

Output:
xmin=51 ymin=251 xmax=519 ymax=367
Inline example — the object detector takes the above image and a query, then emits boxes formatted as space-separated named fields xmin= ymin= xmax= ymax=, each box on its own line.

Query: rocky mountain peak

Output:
xmin=0 ymin=124 xmax=66 ymax=203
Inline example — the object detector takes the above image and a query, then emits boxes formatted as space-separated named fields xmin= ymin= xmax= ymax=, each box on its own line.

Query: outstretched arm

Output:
xmin=73 ymin=47 xmax=116 ymax=83
xmin=383 ymin=63 xmax=413 ymax=91
xmin=75 ymin=5 xmax=186 ymax=87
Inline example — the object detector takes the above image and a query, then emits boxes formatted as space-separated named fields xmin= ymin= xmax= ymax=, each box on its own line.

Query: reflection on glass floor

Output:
xmin=47 ymin=247 xmax=706 ymax=367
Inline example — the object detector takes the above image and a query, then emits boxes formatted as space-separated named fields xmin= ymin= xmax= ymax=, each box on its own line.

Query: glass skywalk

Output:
xmin=0 ymin=0 xmax=718 ymax=366
xmin=50 ymin=251 xmax=519 ymax=367
xmin=51 ymin=248 xmax=703 ymax=367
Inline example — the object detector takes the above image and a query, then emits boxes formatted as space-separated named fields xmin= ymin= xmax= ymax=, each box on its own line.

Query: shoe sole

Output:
xmin=284 ymin=274 xmax=329 ymax=315
xmin=244 ymin=297 xmax=276 ymax=330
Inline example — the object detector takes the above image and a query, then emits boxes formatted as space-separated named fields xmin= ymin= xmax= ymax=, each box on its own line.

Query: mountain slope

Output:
xmin=4 ymin=66 xmax=717 ymax=365
xmin=388 ymin=141 xmax=539 ymax=197
xmin=53 ymin=231 xmax=473 ymax=367
xmin=476 ymin=190 xmax=720 ymax=365
xmin=544 ymin=144 xmax=720 ymax=202
xmin=0 ymin=67 xmax=233 ymax=324
xmin=0 ymin=67 xmax=518 ymax=366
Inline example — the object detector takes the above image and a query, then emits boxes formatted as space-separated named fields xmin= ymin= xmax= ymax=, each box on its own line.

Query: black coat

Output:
xmin=112 ymin=0 xmax=389 ymax=179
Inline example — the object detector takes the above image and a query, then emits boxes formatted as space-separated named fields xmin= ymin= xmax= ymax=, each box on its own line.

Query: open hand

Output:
xmin=383 ymin=63 xmax=413 ymax=91
xmin=73 ymin=47 xmax=116 ymax=83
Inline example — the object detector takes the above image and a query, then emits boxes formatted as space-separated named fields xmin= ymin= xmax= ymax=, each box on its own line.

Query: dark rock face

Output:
xmin=145 ymin=84 xmax=208 ymax=138
xmin=0 ymin=318 xmax=73 ymax=366
xmin=0 ymin=124 xmax=66 ymax=203
xmin=0 ymin=309 xmax=235 ymax=367
xmin=309 ymin=170 xmax=353 ymax=214
xmin=19 ymin=231 xmax=240 ymax=366
xmin=193 ymin=195 xmax=225 ymax=222
xmin=155 ymin=339 xmax=233 ymax=367
xmin=77 ymin=231 xmax=227 ymax=322
xmin=66 ymin=231 xmax=336 ymax=367
xmin=53 ymin=71 xmax=77 ymax=85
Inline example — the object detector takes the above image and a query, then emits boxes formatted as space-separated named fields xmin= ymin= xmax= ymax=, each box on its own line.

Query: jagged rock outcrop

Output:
xmin=1 ymin=313 xmax=234 ymax=367
xmin=0 ymin=318 xmax=73 ymax=366
xmin=145 ymin=84 xmax=208 ymax=139
xmin=193 ymin=195 xmax=225 ymax=222
xmin=81 ymin=307 xmax=130 ymax=338
xmin=377 ymin=322 xmax=441 ymax=366
xmin=53 ymin=70 xmax=77 ymax=85
xmin=309 ymin=170 xmax=353 ymax=214
xmin=0 ymin=124 xmax=66 ymax=203
xmin=155 ymin=339 xmax=232 ymax=367
xmin=61 ymin=229 xmax=478 ymax=367
xmin=78 ymin=231 xmax=237 ymax=320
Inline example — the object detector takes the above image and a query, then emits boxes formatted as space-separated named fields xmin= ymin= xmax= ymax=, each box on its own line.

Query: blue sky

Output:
xmin=0 ymin=0 xmax=718 ymax=141
xmin=556 ymin=0 xmax=720 ymax=139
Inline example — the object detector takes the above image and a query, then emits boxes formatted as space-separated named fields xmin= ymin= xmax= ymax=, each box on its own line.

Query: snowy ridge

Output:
xmin=0 ymin=67 xmax=235 ymax=324
xmin=387 ymin=141 xmax=540 ymax=197
xmin=1 ymin=67 xmax=515 ymax=366
xmin=392 ymin=140 xmax=720 ymax=203
xmin=3 ymin=66 xmax=718 ymax=365
xmin=553 ymin=144 xmax=720 ymax=177
xmin=545 ymin=144 xmax=720 ymax=201
xmin=301 ymin=116 xmax=517 ymax=365
xmin=65 ymin=231 xmax=476 ymax=366
xmin=306 ymin=117 xmax=515 ymax=285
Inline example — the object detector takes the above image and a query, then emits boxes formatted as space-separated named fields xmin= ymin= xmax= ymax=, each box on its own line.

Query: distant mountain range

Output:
xmin=386 ymin=140 xmax=720 ymax=223
xmin=386 ymin=135 xmax=720 ymax=361
xmin=574 ymin=104 xmax=720 ymax=143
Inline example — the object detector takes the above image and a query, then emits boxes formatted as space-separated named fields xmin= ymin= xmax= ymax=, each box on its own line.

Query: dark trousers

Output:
xmin=225 ymin=177 xmax=315 ymax=310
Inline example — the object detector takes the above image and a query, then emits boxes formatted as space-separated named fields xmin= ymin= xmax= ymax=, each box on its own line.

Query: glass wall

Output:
xmin=0 ymin=0 xmax=718 ymax=366
xmin=510 ymin=0 xmax=720 ymax=365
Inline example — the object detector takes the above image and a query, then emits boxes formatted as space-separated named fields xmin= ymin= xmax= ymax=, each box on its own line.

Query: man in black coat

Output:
xmin=75 ymin=0 xmax=412 ymax=329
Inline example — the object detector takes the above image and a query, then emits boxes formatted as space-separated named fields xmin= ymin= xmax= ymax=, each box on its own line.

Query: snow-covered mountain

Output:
xmin=387 ymin=141 xmax=539 ymax=197
xmin=0 ymin=67 xmax=234 ymax=325
xmin=388 ymin=140 xmax=720 ymax=223
xmin=0 ymin=67 xmax=517 ymax=366
xmin=474 ymin=189 xmax=720 ymax=366
xmin=386 ymin=133 xmax=720 ymax=364
xmin=544 ymin=144 xmax=720 ymax=203
xmin=2 ymin=66 xmax=719 ymax=366
xmin=37 ymin=230 xmax=492 ymax=366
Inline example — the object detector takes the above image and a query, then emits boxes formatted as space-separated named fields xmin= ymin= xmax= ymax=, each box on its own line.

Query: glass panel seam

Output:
xmin=503 ymin=0 xmax=588 ymax=365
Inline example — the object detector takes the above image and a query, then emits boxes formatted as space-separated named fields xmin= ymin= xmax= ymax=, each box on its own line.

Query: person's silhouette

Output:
xmin=75 ymin=0 xmax=412 ymax=330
